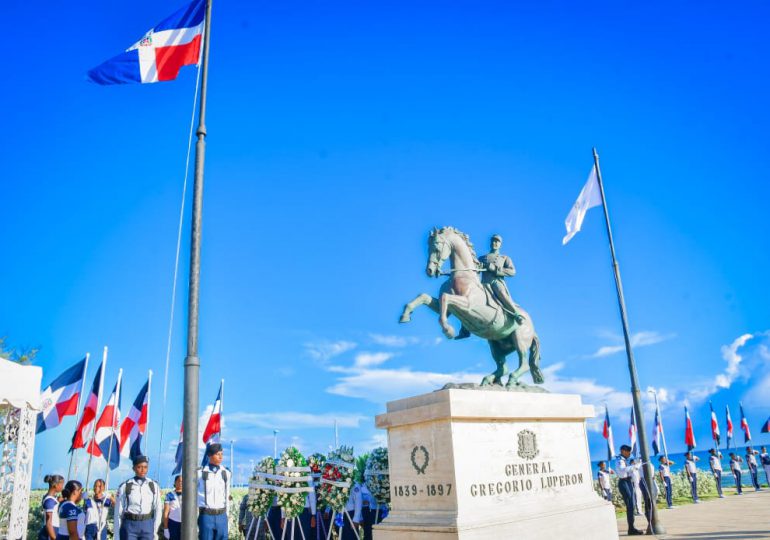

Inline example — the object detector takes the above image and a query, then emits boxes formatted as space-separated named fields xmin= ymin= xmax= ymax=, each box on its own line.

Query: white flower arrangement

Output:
xmin=364 ymin=447 xmax=390 ymax=507
xmin=318 ymin=445 xmax=355 ymax=512
xmin=275 ymin=446 xmax=311 ymax=519
xmin=248 ymin=456 xmax=276 ymax=518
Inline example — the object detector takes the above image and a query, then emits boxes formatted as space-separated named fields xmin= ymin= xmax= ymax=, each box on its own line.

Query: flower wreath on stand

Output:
xmin=275 ymin=446 xmax=313 ymax=524
xmin=308 ymin=453 xmax=326 ymax=504
xmin=247 ymin=457 xmax=277 ymax=539
xmin=319 ymin=445 xmax=356 ymax=528
xmin=364 ymin=447 xmax=390 ymax=518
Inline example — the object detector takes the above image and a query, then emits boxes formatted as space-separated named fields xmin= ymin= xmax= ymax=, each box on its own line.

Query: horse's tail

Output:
xmin=529 ymin=335 xmax=544 ymax=384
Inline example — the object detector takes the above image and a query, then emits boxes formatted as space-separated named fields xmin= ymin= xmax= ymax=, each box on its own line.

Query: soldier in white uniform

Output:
xmin=115 ymin=456 xmax=162 ymax=540
xmin=616 ymin=445 xmax=643 ymax=536
xmin=730 ymin=453 xmax=743 ymax=494
xmin=197 ymin=443 xmax=231 ymax=540
xmin=745 ymin=447 xmax=761 ymax=491
xmin=657 ymin=456 xmax=673 ymax=508
xmin=596 ymin=461 xmax=613 ymax=501
xmin=684 ymin=452 xmax=699 ymax=503
xmin=760 ymin=446 xmax=770 ymax=488
xmin=708 ymin=449 xmax=724 ymax=498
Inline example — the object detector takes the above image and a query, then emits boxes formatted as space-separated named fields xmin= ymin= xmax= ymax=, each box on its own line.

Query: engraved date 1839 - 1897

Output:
xmin=393 ymin=483 xmax=453 ymax=498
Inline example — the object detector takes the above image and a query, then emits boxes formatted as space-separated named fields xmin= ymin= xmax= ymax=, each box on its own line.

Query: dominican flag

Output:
xmin=70 ymin=360 xmax=105 ymax=450
xmin=684 ymin=406 xmax=696 ymax=451
xmin=651 ymin=407 xmax=663 ymax=456
xmin=740 ymin=403 xmax=751 ymax=443
xmin=709 ymin=402 xmax=720 ymax=446
xmin=36 ymin=357 xmax=88 ymax=434
xmin=201 ymin=381 xmax=223 ymax=465
xmin=86 ymin=373 xmax=123 ymax=470
xmin=172 ymin=423 xmax=184 ymax=476
xmin=629 ymin=409 xmax=638 ymax=457
xmin=119 ymin=375 xmax=151 ymax=460
xmin=761 ymin=415 xmax=770 ymax=434
xmin=726 ymin=405 xmax=734 ymax=449
xmin=88 ymin=0 xmax=205 ymax=85
xmin=602 ymin=405 xmax=615 ymax=462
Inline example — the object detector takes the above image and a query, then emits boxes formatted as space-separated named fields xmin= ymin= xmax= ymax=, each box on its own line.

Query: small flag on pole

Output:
xmin=709 ymin=402 xmax=720 ymax=446
xmin=87 ymin=0 xmax=205 ymax=85
xmin=684 ymin=405 xmax=696 ymax=451
xmin=37 ymin=358 xmax=88 ymax=434
xmin=119 ymin=376 xmax=150 ymax=460
xmin=629 ymin=409 xmax=638 ymax=457
xmin=201 ymin=381 xmax=223 ymax=466
xmin=562 ymin=166 xmax=603 ymax=245
xmin=739 ymin=403 xmax=751 ymax=443
xmin=761 ymin=415 xmax=770 ymax=434
xmin=172 ymin=423 xmax=184 ymax=476
xmin=602 ymin=405 xmax=615 ymax=462
xmin=651 ymin=407 xmax=662 ymax=456
xmin=86 ymin=375 xmax=123 ymax=470
xmin=725 ymin=405 xmax=734 ymax=449
xmin=71 ymin=360 xmax=105 ymax=450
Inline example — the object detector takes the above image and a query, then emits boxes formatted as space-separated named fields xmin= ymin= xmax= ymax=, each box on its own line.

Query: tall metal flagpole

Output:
xmin=182 ymin=0 xmax=212 ymax=535
xmin=592 ymin=148 xmax=664 ymax=535
xmin=68 ymin=352 xmax=91 ymax=480
xmin=85 ymin=347 xmax=108 ymax=493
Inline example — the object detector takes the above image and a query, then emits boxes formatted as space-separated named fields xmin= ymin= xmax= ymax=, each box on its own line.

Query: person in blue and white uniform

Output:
xmin=197 ymin=443 xmax=231 ymax=540
xmin=708 ymin=449 xmax=724 ymax=498
xmin=745 ymin=447 xmax=762 ymax=491
xmin=84 ymin=479 xmax=113 ymax=540
xmin=616 ymin=445 xmax=643 ymax=536
xmin=39 ymin=474 xmax=64 ymax=540
xmin=657 ymin=456 xmax=673 ymax=509
xmin=760 ymin=446 xmax=770 ymax=488
xmin=115 ymin=455 xmax=162 ymax=540
xmin=597 ymin=461 xmax=613 ymax=501
xmin=58 ymin=481 xmax=86 ymax=540
xmin=163 ymin=476 xmax=182 ymax=540
xmin=730 ymin=453 xmax=743 ymax=494
xmin=684 ymin=452 xmax=699 ymax=503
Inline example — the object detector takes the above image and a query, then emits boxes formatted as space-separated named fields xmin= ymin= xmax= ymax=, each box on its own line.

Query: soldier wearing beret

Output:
xmin=115 ymin=456 xmax=162 ymax=540
xmin=197 ymin=443 xmax=231 ymax=540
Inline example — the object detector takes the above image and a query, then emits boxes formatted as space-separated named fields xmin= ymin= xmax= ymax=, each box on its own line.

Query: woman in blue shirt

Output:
xmin=84 ymin=479 xmax=113 ymax=540
xmin=39 ymin=474 xmax=64 ymax=540
xmin=57 ymin=481 xmax=86 ymax=540
xmin=163 ymin=476 xmax=183 ymax=540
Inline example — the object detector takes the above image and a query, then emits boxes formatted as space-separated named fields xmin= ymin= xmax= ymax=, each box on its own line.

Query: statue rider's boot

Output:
xmin=455 ymin=326 xmax=471 ymax=340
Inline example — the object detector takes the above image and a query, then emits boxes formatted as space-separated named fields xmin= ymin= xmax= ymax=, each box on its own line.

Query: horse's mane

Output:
xmin=440 ymin=226 xmax=480 ymax=266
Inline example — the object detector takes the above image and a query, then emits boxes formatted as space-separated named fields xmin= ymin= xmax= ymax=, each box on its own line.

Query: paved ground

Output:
xmin=617 ymin=490 xmax=770 ymax=539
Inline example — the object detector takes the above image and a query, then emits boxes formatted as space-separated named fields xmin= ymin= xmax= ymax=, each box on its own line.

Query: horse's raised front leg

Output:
xmin=399 ymin=293 xmax=439 ymax=323
xmin=439 ymin=293 xmax=472 ymax=339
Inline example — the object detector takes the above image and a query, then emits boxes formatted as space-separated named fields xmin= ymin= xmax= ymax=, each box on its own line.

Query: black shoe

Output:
xmin=628 ymin=529 xmax=644 ymax=536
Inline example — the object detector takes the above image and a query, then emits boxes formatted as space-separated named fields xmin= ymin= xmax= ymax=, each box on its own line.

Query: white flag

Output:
xmin=562 ymin=166 xmax=603 ymax=245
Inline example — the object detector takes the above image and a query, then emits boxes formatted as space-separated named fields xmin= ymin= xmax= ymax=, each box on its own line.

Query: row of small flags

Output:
xmin=602 ymin=401 xmax=770 ymax=460
xmin=36 ymin=355 xmax=223 ymax=473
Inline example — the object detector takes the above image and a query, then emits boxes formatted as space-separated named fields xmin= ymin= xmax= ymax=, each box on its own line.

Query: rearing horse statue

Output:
xmin=399 ymin=226 xmax=544 ymax=387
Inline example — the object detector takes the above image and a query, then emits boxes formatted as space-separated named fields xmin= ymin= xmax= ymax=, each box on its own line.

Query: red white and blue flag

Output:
xmin=739 ymin=403 xmax=751 ymax=443
xmin=201 ymin=381 xmax=223 ymax=466
xmin=684 ymin=405 xmax=696 ymax=451
xmin=70 ymin=359 xmax=105 ymax=450
xmin=602 ymin=405 xmax=615 ymax=462
xmin=709 ymin=402 xmax=720 ymax=446
xmin=36 ymin=357 xmax=88 ymax=434
xmin=172 ymin=422 xmax=184 ymax=476
xmin=87 ymin=372 xmax=123 ymax=470
xmin=761 ymin=415 xmax=770 ymax=434
xmin=725 ymin=405 xmax=734 ymax=449
xmin=119 ymin=374 xmax=151 ymax=460
xmin=88 ymin=0 xmax=205 ymax=85
xmin=651 ymin=406 xmax=663 ymax=456
xmin=629 ymin=408 xmax=638 ymax=457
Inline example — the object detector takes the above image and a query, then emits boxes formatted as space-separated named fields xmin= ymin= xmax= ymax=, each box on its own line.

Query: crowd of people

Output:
xmin=35 ymin=443 xmax=386 ymax=540
xmin=596 ymin=445 xmax=770 ymax=535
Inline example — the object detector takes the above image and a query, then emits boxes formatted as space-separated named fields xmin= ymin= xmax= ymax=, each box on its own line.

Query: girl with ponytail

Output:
xmin=38 ymin=474 xmax=64 ymax=540
xmin=58 ymin=480 xmax=85 ymax=540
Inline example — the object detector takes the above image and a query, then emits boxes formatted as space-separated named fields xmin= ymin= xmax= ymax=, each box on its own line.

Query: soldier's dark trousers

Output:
xmin=733 ymin=470 xmax=743 ymax=494
xmin=340 ymin=511 xmax=358 ymax=540
xmin=618 ymin=478 xmax=636 ymax=531
xmin=361 ymin=507 xmax=384 ymax=540
xmin=198 ymin=512 xmax=227 ymax=540
xmin=85 ymin=524 xmax=107 ymax=540
xmin=120 ymin=519 xmax=155 ymax=540
xmin=168 ymin=520 xmax=182 ymax=540
xmin=713 ymin=470 xmax=723 ymax=496
xmin=266 ymin=506 xmax=282 ymax=540
xmin=297 ymin=508 xmax=314 ymax=539
xmin=689 ymin=475 xmax=698 ymax=501
xmin=318 ymin=511 xmax=332 ymax=540
xmin=749 ymin=467 xmax=760 ymax=490
xmin=663 ymin=477 xmax=673 ymax=507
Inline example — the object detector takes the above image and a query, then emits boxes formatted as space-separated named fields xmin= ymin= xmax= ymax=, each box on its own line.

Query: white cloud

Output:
xmin=715 ymin=334 xmax=754 ymax=389
xmin=369 ymin=334 xmax=419 ymax=347
xmin=354 ymin=352 xmax=394 ymax=368
xmin=589 ymin=330 xmax=675 ymax=358
xmin=304 ymin=340 xmax=357 ymax=361
xmin=227 ymin=411 xmax=367 ymax=430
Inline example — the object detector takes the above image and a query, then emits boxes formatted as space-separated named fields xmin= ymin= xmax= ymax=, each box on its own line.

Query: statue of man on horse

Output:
xmin=399 ymin=227 xmax=544 ymax=388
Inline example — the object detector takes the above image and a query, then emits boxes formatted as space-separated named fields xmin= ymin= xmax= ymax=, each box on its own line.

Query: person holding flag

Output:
xmin=729 ymin=452 xmax=744 ymax=494
xmin=684 ymin=451 xmax=700 ymax=503
xmin=120 ymin=373 xmax=151 ymax=460
xmin=708 ymin=449 xmax=724 ymax=498
xmin=657 ymin=456 xmax=674 ymax=509
xmin=616 ymin=445 xmax=644 ymax=536
xmin=115 ymin=455 xmax=162 ymax=540
xmin=37 ymin=357 xmax=88 ymax=435
xmin=745 ymin=446 xmax=761 ymax=491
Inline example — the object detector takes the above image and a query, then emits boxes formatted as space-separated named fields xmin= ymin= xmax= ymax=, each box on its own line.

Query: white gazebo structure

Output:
xmin=0 ymin=358 xmax=41 ymax=540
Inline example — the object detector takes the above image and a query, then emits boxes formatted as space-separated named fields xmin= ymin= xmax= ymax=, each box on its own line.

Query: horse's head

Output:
xmin=426 ymin=227 xmax=452 ymax=277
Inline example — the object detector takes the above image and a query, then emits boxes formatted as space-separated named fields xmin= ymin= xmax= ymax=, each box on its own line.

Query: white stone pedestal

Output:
xmin=373 ymin=389 xmax=618 ymax=540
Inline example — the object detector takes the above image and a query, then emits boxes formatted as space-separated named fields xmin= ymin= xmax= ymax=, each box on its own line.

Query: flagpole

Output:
xmin=649 ymin=389 xmax=669 ymax=466
xmin=68 ymin=353 xmax=91 ymax=480
xmin=182 ymin=0 xmax=212 ymax=534
xmin=105 ymin=369 xmax=123 ymax=493
xmin=85 ymin=347 xmax=108 ymax=493
xmin=592 ymin=148 xmax=664 ymax=534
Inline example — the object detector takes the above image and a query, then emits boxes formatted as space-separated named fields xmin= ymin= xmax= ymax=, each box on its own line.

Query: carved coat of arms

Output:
xmin=517 ymin=429 xmax=539 ymax=460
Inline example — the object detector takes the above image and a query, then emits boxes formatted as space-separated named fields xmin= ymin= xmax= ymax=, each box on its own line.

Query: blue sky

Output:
xmin=3 ymin=0 xmax=770 ymax=485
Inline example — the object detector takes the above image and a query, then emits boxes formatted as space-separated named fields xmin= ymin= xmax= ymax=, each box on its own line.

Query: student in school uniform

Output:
xmin=684 ymin=452 xmax=700 ymax=503
xmin=657 ymin=457 xmax=673 ymax=509
xmin=39 ymin=475 xmax=65 ymax=540
xmin=84 ymin=479 xmax=113 ymax=540
xmin=616 ymin=445 xmax=643 ymax=536
xmin=745 ymin=447 xmax=762 ymax=491
xmin=115 ymin=456 xmax=163 ymax=540
xmin=58 ymin=481 xmax=86 ymax=540
xmin=197 ymin=444 xmax=231 ymax=540
xmin=163 ymin=476 xmax=183 ymax=540
xmin=708 ymin=449 xmax=725 ymax=498
xmin=760 ymin=446 xmax=770 ymax=488
xmin=596 ymin=461 xmax=614 ymax=501
xmin=730 ymin=453 xmax=743 ymax=495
